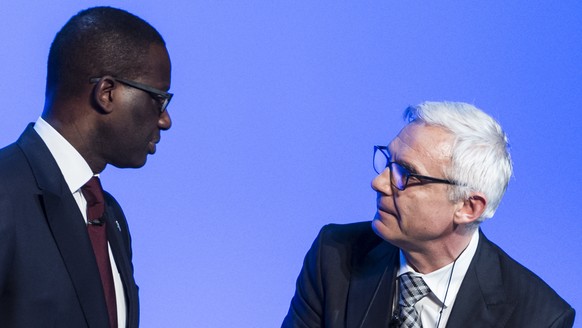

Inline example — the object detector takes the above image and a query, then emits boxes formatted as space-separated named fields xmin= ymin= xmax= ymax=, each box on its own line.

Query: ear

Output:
xmin=91 ymin=76 xmax=117 ymax=114
xmin=453 ymin=192 xmax=487 ymax=225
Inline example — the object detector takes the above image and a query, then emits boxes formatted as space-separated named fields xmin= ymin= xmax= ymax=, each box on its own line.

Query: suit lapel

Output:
xmin=446 ymin=231 xmax=516 ymax=328
xmin=18 ymin=126 xmax=110 ymax=327
xmin=104 ymin=201 xmax=139 ymax=326
xmin=346 ymin=241 xmax=399 ymax=328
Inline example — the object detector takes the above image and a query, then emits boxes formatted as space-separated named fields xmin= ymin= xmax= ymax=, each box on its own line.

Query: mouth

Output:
xmin=376 ymin=198 xmax=392 ymax=214
xmin=148 ymin=139 xmax=159 ymax=154
xmin=375 ymin=192 xmax=396 ymax=213
xmin=375 ymin=199 xmax=398 ymax=220
xmin=376 ymin=206 xmax=393 ymax=217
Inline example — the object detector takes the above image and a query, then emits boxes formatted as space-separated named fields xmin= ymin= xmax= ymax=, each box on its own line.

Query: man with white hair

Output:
xmin=282 ymin=101 xmax=575 ymax=328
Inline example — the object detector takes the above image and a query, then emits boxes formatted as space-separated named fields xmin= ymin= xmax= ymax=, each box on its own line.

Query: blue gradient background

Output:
xmin=1 ymin=1 xmax=580 ymax=327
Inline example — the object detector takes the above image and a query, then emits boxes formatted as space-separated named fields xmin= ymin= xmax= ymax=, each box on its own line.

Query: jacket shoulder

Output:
xmin=480 ymin=235 xmax=575 ymax=325
xmin=0 ymin=142 xmax=27 ymax=176
xmin=315 ymin=221 xmax=395 ymax=270
xmin=319 ymin=221 xmax=380 ymax=244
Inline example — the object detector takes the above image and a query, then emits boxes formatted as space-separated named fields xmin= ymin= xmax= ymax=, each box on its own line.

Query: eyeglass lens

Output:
xmin=373 ymin=147 xmax=408 ymax=190
xmin=373 ymin=148 xmax=388 ymax=175
xmin=390 ymin=162 xmax=409 ymax=190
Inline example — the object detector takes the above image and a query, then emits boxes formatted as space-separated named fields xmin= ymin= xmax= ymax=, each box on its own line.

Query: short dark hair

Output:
xmin=46 ymin=6 xmax=165 ymax=98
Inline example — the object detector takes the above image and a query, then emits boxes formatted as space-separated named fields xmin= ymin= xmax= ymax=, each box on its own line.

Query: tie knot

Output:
xmin=81 ymin=177 xmax=104 ymax=206
xmin=81 ymin=176 xmax=105 ymax=223
xmin=399 ymin=273 xmax=431 ymax=307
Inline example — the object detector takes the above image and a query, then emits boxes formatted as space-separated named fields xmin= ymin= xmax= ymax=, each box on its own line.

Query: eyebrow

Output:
xmin=397 ymin=159 xmax=419 ymax=174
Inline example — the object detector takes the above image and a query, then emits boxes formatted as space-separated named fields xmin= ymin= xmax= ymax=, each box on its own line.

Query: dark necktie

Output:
xmin=397 ymin=272 xmax=431 ymax=328
xmin=81 ymin=177 xmax=118 ymax=328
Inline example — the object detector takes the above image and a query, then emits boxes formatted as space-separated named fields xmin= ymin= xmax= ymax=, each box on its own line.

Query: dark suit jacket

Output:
xmin=0 ymin=125 xmax=139 ymax=327
xmin=282 ymin=222 xmax=575 ymax=328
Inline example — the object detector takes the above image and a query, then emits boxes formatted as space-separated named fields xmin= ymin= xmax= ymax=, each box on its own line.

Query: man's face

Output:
xmin=101 ymin=43 xmax=172 ymax=169
xmin=371 ymin=122 xmax=460 ymax=251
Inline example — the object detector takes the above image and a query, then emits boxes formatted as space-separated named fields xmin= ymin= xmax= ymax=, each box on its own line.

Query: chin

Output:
xmin=111 ymin=157 xmax=148 ymax=169
xmin=372 ymin=212 xmax=401 ymax=244
xmin=372 ymin=215 xmax=390 ymax=241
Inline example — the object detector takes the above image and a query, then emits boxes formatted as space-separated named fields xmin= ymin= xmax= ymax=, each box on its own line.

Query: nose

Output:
xmin=371 ymin=168 xmax=393 ymax=195
xmin=158 ymin=109 xmax=172 ymax=130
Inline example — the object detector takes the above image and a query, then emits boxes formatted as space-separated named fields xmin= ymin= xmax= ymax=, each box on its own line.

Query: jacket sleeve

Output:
xmin=549 ymin=306 xmax=575 ymax=328
xmin=281 ymin=227 xmax=328 ymax=328
xmin=0 ymin=188 xmax=15 ymax=296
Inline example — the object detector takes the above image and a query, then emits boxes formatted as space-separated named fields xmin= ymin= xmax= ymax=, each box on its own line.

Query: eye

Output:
xmin=407 ymin=175 xmax=422 ymax=184
xmin=394 ymin=161 xmax=416 ymax=175
xmin=399 ymin=162 xmax=417 ymax=175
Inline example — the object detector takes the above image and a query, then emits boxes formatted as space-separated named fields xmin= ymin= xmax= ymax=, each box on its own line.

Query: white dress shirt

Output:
xmin=395 ymin=229 xmax=479 ymax=328
xmin=34 ymin=117 xmax=127 ymax=328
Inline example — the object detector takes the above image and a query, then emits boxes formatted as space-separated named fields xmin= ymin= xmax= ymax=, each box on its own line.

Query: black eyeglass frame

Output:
xmin=373 ymin=145 xmax=459 ymax=191
xmin=90 ymin=77 xmax=173 ymax=113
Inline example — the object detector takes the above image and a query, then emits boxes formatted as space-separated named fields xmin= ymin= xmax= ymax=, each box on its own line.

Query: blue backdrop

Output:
xmin=1 ymin=1 xmax=580 ymax=327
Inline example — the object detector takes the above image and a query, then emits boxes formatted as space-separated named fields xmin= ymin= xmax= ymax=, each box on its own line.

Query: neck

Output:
xmin=41 ymin=109 xmax=105 ymax=174
xmin=403 ymin=229 xmax=475 ymax=274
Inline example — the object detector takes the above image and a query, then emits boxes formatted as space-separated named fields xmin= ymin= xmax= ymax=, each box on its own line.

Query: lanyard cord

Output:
xmin=435 ymin=258 xmax=456 ymax=328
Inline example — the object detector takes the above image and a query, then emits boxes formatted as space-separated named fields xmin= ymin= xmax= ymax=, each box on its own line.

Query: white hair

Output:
xmin=404 ymin=101 xmax=513 ymax=221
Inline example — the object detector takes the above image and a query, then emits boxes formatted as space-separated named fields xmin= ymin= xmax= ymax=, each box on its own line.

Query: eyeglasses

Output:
xmin=373 ymin=145 xmax=459 ymax=191
xmin=90 ymin=77 xmax=173 ymax=113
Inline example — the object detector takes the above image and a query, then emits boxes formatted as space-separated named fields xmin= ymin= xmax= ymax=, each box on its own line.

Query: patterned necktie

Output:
xmin=397 ymin=272 xmax=431 ymax=328
xmin=81 ymin=177 xmax=118 ymax=328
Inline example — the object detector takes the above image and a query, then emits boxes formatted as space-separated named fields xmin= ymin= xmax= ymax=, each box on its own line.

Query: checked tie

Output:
xmin=81 ymin=177 xmax=118 ymax=328
xmin=397 ymin=272 xmax=431 ymax=328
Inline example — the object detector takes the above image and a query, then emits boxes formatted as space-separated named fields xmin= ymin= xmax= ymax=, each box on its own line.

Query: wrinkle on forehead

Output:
xmin=389 ymin=122 xmax=454 ymax=174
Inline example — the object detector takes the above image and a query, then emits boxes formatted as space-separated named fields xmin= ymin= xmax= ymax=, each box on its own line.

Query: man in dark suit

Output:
xmin=0 ymin=7 xmax=173 ymax=327
xmin=282 ymin=102 xmax=575 ymax=328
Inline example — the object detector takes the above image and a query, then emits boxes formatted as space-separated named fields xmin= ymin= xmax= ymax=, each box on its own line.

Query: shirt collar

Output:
xmin=34 ymin=117 xmax=95 ymax=194
xmin=397 ymin=229 xmax=480 ymax=307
